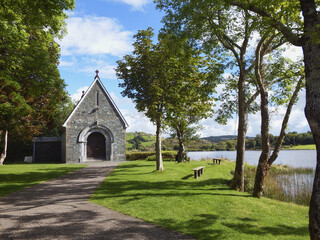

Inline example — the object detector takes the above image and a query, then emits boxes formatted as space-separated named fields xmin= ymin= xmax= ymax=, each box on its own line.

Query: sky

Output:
xmin=57 ymin=0 xmax=310 ymax=137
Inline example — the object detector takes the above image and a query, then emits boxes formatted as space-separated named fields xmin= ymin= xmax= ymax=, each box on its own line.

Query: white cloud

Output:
xmin=198 ymin=117 xmax=238 ymax=137
xmin=59 ymin=59 xmax=76 ymax=67
xmin=109 ymin=92 xmax=133 ymax=106
xmin=78 ymin=60 xmax=117 ymax=79
xmin=109 ymin=92 xmax=156 ymax=133
xmin=122 ymin=109 xmax=156 ymax=133
xmin=59 ymin=56 xmax=77 ymax=67
xmin=71 ymin=86 xmax=89 ymax=102
xmin=246 ymin=90 xmax=309 ymax=137
xmin=59 ymin=16 xmax=133 ymax=57
xmin=110 ymin=0 xmax=151 ymax=10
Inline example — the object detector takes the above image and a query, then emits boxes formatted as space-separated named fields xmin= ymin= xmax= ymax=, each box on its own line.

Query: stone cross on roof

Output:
xmin=95 ymin=70 xmax=100 ymax=80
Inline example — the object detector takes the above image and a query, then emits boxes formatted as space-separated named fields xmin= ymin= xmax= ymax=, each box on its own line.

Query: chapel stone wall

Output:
xmin=64 ymin=81 xmax=126 ymax=163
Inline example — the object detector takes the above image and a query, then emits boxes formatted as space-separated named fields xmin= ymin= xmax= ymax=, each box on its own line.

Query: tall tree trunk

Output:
xmin=155 ymin=120 xmax=163 ymax=171
xmin=176 ymin=128 xmax=185 ymax=163
xmin=0 ymin=130 xmax=8 ymax=165
xmin=299 ymin=1 xmax=320 ymax=238
xmin=252 ymin=35 xmax=270 ymax=198
xmin=252 ymin=34 xmax=303 ymax=197
xmin=252 ymin=88 xmax=270 ymax=197
xmin=232 ymin=73 xmax=247 ymax=191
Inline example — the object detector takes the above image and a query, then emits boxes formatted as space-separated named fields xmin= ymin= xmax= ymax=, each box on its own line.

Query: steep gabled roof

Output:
xmin=63 ymin=76 xmax=129 ymax=128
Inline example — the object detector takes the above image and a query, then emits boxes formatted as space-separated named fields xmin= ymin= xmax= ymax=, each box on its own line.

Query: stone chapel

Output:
xmin=33 ymin=71 xmax=128 ymax=163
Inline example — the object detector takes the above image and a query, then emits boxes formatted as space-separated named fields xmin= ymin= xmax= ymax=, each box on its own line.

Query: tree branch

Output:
xmin=231 ymin=1 xmax=303 ymax=46
xmin=268 ymin=76 xmax=304 ymax=165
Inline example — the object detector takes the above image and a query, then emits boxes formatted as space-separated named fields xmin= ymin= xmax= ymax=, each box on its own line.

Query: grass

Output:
xmin=90 ymin=160 xmax=308 ymax=240
xmin=283 ymin=144 xmax=316 ymax=150
xmin=0 ymin=162 xmax=86 ymax=197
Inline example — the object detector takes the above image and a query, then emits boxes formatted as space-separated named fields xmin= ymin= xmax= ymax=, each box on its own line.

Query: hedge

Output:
xmin=126 ymin=151 xmax=176 ymax=161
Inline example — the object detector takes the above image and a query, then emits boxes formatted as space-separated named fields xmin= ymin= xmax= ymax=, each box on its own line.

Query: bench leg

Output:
xmin=194 ymin=171 xmax=198 ymax=179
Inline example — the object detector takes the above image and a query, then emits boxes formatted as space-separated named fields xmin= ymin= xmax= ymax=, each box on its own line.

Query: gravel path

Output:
xmin=0 ymin=162 xmax=195 ymax=240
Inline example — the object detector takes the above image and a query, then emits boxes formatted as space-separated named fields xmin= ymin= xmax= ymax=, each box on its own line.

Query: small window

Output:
xmin=96 ymin=91 xmax=99 ymax=106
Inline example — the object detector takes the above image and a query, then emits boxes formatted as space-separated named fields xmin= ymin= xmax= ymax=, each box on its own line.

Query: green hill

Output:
xmin=202 ymin=135 xmax=237 ymax=143
xmin=126 ymin=132 xmax=158 ymax=151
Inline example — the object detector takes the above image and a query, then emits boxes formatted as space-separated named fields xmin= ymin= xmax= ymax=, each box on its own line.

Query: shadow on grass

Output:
xmin=91 ymin=178 xmax=251 ymax=205
xmin=181 ymin=174 xmax=193 ymax=180
xmin=155 ymin=214 xmax=308 ymax=240
xmin=156 ymin=214 xmax=222 ymax=240
xmin=0 ymin=166 xmax=84 ymax=197
xmin=223 ymin=222 xmax=308 ymax=237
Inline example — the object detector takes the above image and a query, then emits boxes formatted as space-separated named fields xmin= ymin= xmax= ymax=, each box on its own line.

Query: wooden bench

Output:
xmin=213 ymin=158 xmax=222 ymax=165
xmin=192 ymin=166 xmax=205 ymax=179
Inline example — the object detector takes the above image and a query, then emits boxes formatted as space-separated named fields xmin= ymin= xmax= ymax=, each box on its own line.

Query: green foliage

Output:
xmin=91 ymin=160 xmax=308 ymax=240
xmin=0 ymin=163 xmax=85 ymax=197
xmin=159 ymin=32 xmax=222 ymax=150
xmin=0 ymin=0 xmax=74 ymax=141
xmin=245 ymin=132 xmax=315 ymax=150
xmin=116 ymin=28 xmax=167 ymax=123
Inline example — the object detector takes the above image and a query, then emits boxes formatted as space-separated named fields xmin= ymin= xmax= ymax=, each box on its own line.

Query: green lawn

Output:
xmin=284 ymin=144 xmax=316 ymax=150
xmin=90 ymin=160 xmax=309 ymax=240
xmin=0 ymin=162 xmax=86 ymax=197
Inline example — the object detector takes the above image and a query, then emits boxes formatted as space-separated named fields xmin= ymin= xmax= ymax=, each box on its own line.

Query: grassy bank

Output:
xmin=0 ymin=163 xmax=86 ymax=197
xmin=282 ymin=144 xmax=316 ymax=150
xmin=90 ymin=160 xmax=308 ymax=240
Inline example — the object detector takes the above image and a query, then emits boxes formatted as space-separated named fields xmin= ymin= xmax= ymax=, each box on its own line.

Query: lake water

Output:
xmin=188 ymin=150 xmax=317 ymax=169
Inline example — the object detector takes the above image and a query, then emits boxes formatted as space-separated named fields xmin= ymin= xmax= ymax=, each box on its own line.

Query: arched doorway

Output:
xmin=87 ymin=132 xmax=106 ymax=160
xmin=78 ymin=125 xmax=114 ymax=162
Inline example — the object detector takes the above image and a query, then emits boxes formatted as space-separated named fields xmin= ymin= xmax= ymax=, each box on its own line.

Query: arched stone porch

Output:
xmin=78 ymin=125 xmax=114 ymax=162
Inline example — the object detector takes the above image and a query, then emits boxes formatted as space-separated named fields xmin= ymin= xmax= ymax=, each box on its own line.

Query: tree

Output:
xmin=155 ymin=0 xmax=307 ymax=191
xmin=161 ymin=34 xmax=221 ymax=162
xmin=0 ymin=0 xmax=75 ymax=164
xmin=215 ymin=0 xmax=320 ymax=237
xmin=116 ymin=28 xmax=168 ymax=171
xmin=156 ymin=1 xmax=277 ymax=190
xmin=252 ymin=32 xmax=304 ymax=197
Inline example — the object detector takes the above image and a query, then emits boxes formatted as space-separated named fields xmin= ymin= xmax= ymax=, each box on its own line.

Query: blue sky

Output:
xmin=57 ymin=0 xmax=310 ymax=137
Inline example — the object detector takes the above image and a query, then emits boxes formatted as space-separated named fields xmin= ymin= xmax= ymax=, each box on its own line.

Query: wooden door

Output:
xmin=87 ymin=132 xmax=106 ymax=159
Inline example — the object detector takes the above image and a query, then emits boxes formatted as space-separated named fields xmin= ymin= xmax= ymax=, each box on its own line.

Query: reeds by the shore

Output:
xmin=244 ymin=165 xmax=313 ymax=206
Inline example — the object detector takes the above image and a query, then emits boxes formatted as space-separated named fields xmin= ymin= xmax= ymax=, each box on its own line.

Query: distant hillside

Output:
xmin=126 ymin=132 xmax=159 ymax=151
xmin=202 ymin=135 xmax=255 ymax=143
xmin=202 ymin=135 xmax=237 ymax=143
xmin=162 ymin=138 xmax=214 ymax=151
